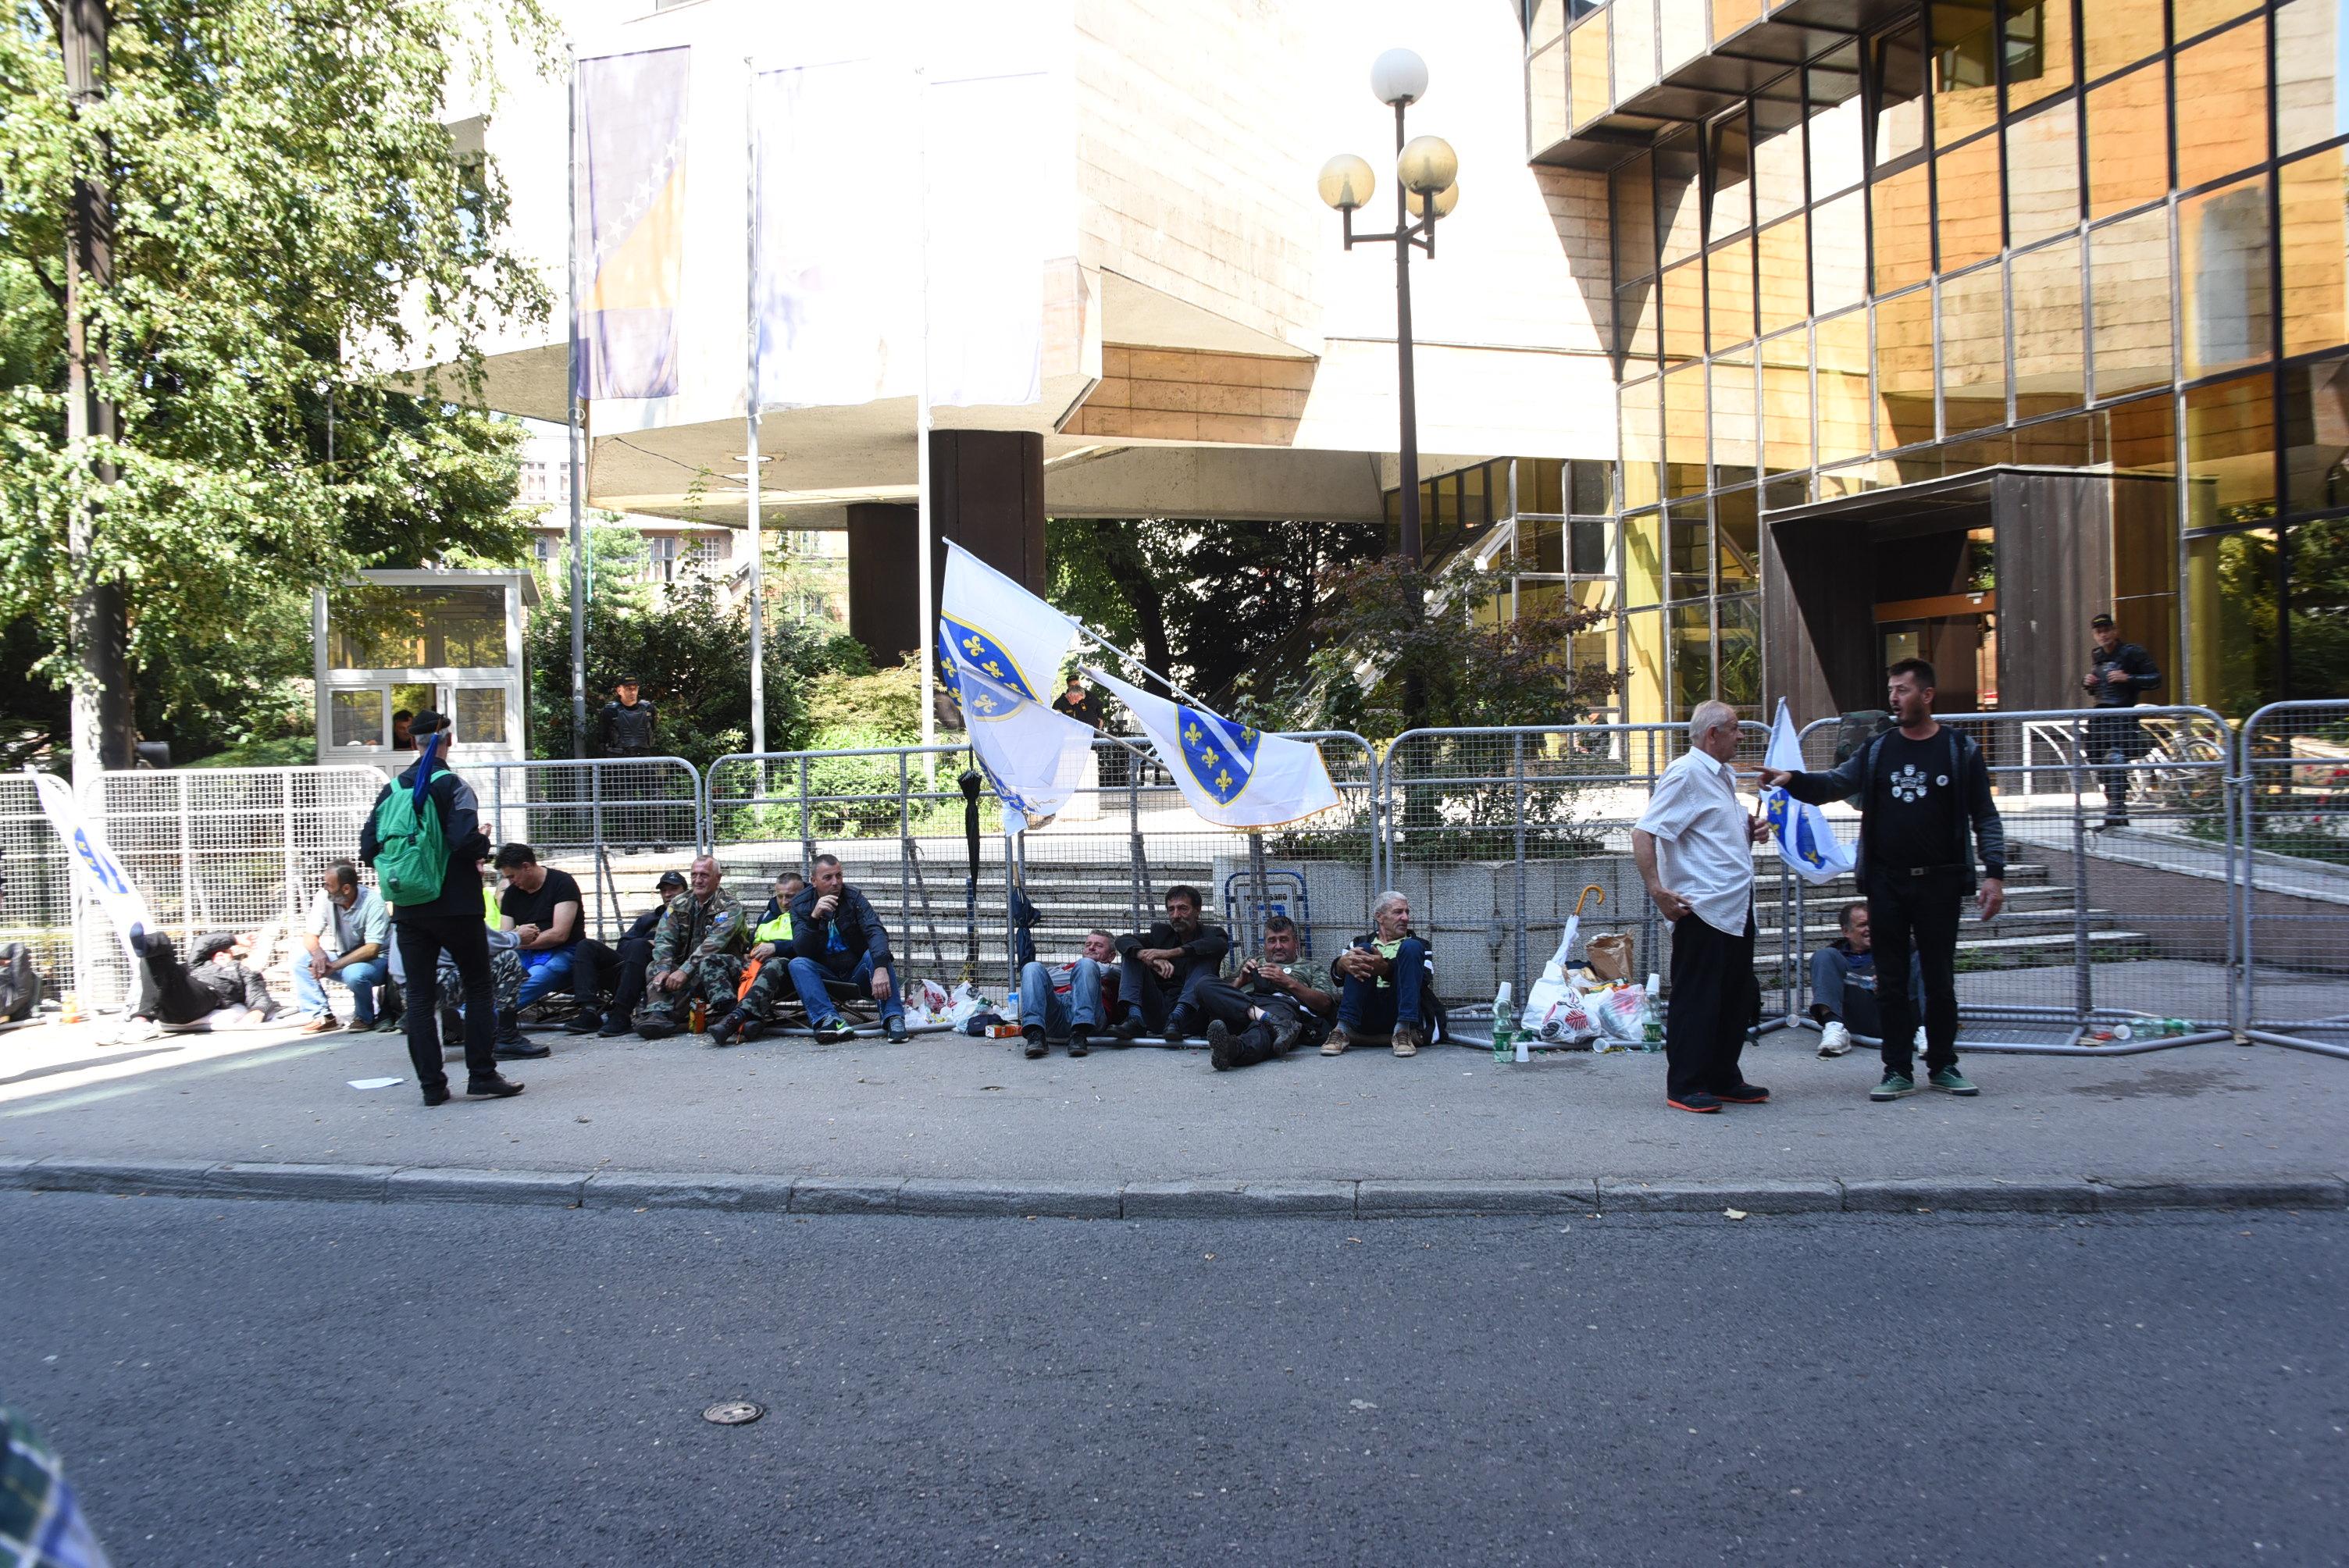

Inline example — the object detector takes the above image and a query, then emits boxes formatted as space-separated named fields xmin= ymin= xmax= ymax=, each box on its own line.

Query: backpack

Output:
xmin=371 ymin=763 xmax=447 ymax=907
xmin=0 ymin=941 xmax=41 ymax=1021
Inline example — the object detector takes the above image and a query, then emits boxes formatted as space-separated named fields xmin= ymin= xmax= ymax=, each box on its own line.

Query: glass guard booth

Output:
xmin=312 ymin=569 xmax=537 ymax=774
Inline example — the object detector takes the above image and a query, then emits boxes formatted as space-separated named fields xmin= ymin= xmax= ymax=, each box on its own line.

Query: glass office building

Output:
xmin=1517 ymin=0 xmax=2348 ymax=721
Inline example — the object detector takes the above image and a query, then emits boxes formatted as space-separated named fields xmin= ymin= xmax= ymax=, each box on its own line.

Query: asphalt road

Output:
xmin=4 ymin=1194 xmax=2341 ymax=1566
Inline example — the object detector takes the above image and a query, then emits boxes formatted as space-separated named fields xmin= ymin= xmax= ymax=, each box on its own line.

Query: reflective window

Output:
xmin=1616 ymin=279 xmax=1659 ymax=369
xmin=455 ymin=686 xmax=508 ymax=745
xmin=1871 ymin=162 xmax=1933 ymax=294
xmin=2180 ymin=174 xmax=2275 ymax=380
xmin=1940 ymin=263 xmax=2008 ymax=434
xmin=2011 ymin=237 xmax=2086 ymax=415
xmin=329 ymin=690 xmax=383 ymax=749
xmin=1807 ymin=46 xmax=1866 ymax=198
xmin=2005 ymin=1 xmax=2074 ymax=116
xmin=1671 ymin=602 xmax=1714 ymax=715
xmin=2090 ymin=208 xmax=2175 ymax=397
xmin=1876 ymin=287 xmax=1937 ymax=449
xmin=1570 ymin=10 xmax=1611 ymax=128
xmin=1624 ymin=606 xmax=1668 ymax=724
xmin=1530 ymin=39 xmax=1568 ymax=151
xmin=2187 ymin=528 xmax=2280 ymax=715
xmin=2285 ymin=517 xmax=2349 ymax=699
xmin=2283 ymin=355 xmax=2349 ymax=515
xmin=1622 ymin=376 xmax=1663 ymax=508
xmin=2276 ymin=0 xmax=2349 ymax=156
xmin=1811 ymin=190 xmax=1868 ymax=313
xmin=1756 ymin=215 xmax=1809 ymax=336
xmin=2280 ymin=150 xmax=2349 ymax=358
xmin=2187 ymin=371 xmax=2280 ymax=525
xmin=1662 ymin=258 xmax=1704 ymax=363
xmin=1930 ymin=0 xmax=1998 ymax=147
xmin=1816 ymin=308 xmax=1874 ymax=464
xmin=1712 ymin=0 xmax=1762 ymax=46
xmin=1657 ymin=127 xmax=1704 ymax=264
xmin=2175 ymin=0 xmax=2263 ymax=42
xmin=2082 ymin=0 xmax=2165 ymax=81
xmin=1613 ymin=0 xmax=1658 ymax=100
xmin=1718 ymin=593 xmax=1762 ymax=713
xmin=2086 ymin=64 xmax=2169 ymax=219
xmin=1761 ymin=328 xmax=1813 ymax=476
xmin=1664 ymin=365 xmax=1709 ymax=496
xmin=1752 ymin=81 xmax=1806 ymax=222
xmin=2005 ymin=100 xmax=2081 ymax=248
xmin=1935 ymin=133 xmax=2004 ymax=273
xmin=1708 ymin=109 xmax=1752 ymax=239
xmin=329 ymin=586 xmax=508 ymax=670
xmin=1715 ymin=490 xmax=1759 ymax=590
xmin=1613 ymin=151 xmax=1657 ymax=280
xmin=1625 ymin=511 xmax=1666 ymax=607
xmin=1707 ymin=237 xmax=1756 ymax=352
xmin=2109 ymin=391 xmax=2179 ymax=476
xmin=1668 ymin=501 xmax=1710 ymax=599
xmin=1873 ymin=23 xmax=1927 ymax=168
xmin=1712 ymin=351 xmax=1759 ymax=486
xmin=2173 ymin=20 xmax=2270 ymax=192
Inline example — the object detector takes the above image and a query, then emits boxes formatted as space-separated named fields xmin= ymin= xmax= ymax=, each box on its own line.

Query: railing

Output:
xmin=2237 ymin=700 xmax=2349 ymax=1060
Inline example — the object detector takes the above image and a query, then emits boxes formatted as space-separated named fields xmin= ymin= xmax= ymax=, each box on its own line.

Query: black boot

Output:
xmin=1022 ymin=1025 xmax=1047 ymax=1059
xmin=1066 ymin=1026 xmax=1091 ymax=1058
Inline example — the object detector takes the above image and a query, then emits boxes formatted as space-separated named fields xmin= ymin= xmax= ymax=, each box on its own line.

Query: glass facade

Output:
xmin=1528 ymin=0 xmax=2349 ymax=718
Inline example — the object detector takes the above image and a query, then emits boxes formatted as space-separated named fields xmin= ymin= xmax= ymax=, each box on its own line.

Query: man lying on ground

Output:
xmin=1197 ymin=913 xmax=1335 ymax=1071
xmin=129 ymin=925 xmax=284 ymax=1028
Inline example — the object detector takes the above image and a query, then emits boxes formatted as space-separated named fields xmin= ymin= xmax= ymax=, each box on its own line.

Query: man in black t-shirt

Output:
xmin=1761 ymin=658 xmax=2007 ymax=1103
xmin=492 ymin=843 xmax=583 ymax=1046
xmin=1052 ymin=674 xmax=1103 ymax=731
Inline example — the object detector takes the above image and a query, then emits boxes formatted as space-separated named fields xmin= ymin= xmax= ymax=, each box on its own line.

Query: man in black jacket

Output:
xmin=784 ymin=854 xmax=907 ymax=1043
xmin=2082 ymin=612 xmax=2162 ymax=829
xmin=358 ymin=711 xmax=524 ymax=1106
xmin=1111 ymin=884 xmax=1230 ymax=1043
xmin=598 ymin=677 xmax=658 ymax=757
xmin=564 ymin=868 xmax=686 ymax=1036
xmin=1759 ymin=659 xmax=2006 ymax=1104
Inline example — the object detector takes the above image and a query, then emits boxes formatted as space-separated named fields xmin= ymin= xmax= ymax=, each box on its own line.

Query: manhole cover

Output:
xmin=702 ymin=1400 xmax=765 ymax=1426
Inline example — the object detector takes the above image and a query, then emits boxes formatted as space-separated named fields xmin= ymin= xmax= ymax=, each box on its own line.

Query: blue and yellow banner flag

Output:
xmin=575 ymin=48 xmax=690 ymax=401
xmin=1763 ymin=697 xmax=1855 ymax=886
xmin=938 ymin=543 xmax=1094 ymax=831
xmin=1086 ymin=668 xmax=1338 ymax=830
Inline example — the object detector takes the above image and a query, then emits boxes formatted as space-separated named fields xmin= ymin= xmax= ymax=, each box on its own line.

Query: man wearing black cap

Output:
xmin=2082 ymin=613 xmax=2162 ymax=829
xmin=597 ymin=676 xmax=658 ymax=758
xmin=565 ymin=868 xmax=686 ymax=1037
xmin=359 ymin=710 xmax=525 ymax=1105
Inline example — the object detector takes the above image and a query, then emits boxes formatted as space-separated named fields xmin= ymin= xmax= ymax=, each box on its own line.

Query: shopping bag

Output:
xmin=1521 ymin=883 xmax=1606 ymax=1035
xmin=1585 ymin=932 xmax=1635 ymax=982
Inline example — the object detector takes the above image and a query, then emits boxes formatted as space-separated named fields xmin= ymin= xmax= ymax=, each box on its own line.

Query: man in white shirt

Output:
xmin=294 ymin=861 xmax=390 ymax=1032
xmin=1633 ymin=700 xmax=1772 ymax=1114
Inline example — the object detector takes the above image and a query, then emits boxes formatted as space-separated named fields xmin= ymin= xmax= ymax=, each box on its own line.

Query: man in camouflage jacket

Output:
xmin=633 ymin=854 xmax=748 ymax=1039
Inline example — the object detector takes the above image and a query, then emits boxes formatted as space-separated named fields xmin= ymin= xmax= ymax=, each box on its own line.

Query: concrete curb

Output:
xmin=0 ymin=1157 xmax=2342 ymax=1219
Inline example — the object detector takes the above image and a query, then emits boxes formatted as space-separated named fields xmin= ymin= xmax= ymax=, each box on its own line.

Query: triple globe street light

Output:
xmin=1320 ymin=48 xmax=1460 ymax=568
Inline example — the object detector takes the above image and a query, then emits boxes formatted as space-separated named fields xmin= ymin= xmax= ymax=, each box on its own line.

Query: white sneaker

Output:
xmin=1817 ymin=1021 xmax=1852 ymax=1057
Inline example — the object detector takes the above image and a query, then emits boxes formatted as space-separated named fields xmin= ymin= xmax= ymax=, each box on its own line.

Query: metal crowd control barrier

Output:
xmin=1789 ymin=706 xmax=2238 ymax=1056
xmin=85 ymin=764 xmax=387 ymax=1010
xmin=2238 ymin=700 xmax=2349 ymax=1059
xmin=0 ymin=772 xmax=78 ymax=1006
xmin=1379 ymin=722 xmax=1782 ymax=1027
xmin=474 ymin=757 xmax=704 ymax=946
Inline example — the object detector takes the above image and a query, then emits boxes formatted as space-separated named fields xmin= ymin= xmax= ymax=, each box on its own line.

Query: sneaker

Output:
xmin=1067 ymin=1027 xmax=1091 ymax=1058
xmin=1668 ymin=1092 xmax=1723 ymax=1113
xmin=1206 ymin=1018 xmax=1236 ymax=1071
xmin=1392 ymin=1023 xmax=1424 ymax=1057
xmin=1714 ymin=1083 xmax=1770 ymax=1104
xmin=1022 ymin=1025 xmax=1047 ymax=1060
xmin=811 ymin=1015 xmax=855 ymax=1044
xmin=1871 ymin=1071 xmax=1917 ymax=1101
xmin=883 ymin=1017 xmax=909 ymax=1044
xmin=1321 ymin=1025 xmax=1353 ymax=1057
xmin=465 ymin=1074 xmax=526 ymax=1099
xmin=1928 ymin=1066 xmax=1978 ymax=1096
xmin=1817 ymin=1021 xmax=1851 ymax=1058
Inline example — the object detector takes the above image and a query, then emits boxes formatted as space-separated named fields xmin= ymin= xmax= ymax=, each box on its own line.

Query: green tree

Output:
xmin=0 ymin=0 xmax=552 ymax=766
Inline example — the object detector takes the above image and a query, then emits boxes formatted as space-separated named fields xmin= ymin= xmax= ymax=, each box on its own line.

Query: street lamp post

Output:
xmin=1320 ymin=48 xmax=1460 ymax=568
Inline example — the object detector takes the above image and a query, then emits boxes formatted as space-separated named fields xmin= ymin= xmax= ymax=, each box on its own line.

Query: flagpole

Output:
xmin=915 ymin=64 xmax=936 ymax=779
xmin=743 ymin=55 xmax=767 ymax=758
xmin=1068 ymin=617 xmax=1216 ymax=711
xmin=565 ymin=49 xmax=588 ymax=758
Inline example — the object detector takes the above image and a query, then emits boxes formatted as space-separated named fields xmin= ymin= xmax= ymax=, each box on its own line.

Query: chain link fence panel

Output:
xmin=473 ymin=758 xmax=705 ymax=946
xmin=2239 ymin=700 xmax=2349 ymax=1058
xmin=0 ymin=774 xmax=77 ymax=1007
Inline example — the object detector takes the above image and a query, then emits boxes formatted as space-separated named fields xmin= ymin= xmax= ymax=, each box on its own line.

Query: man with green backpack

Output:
xmin=359 ymin=710 xmax=526 ymax=1107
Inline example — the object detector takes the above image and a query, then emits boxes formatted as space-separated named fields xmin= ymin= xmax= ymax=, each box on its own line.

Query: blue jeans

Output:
xmin=1809 ymin=946 xmax=1923 ymax=1040
xmin=788 ymin=952 xmax=905 ymax=1025
xmin=1335 ymin=938 xmax=1429 ymax=1035
xmin=292 ymin=956 xmax=386 ymax=1025
xmin=1118 ymin=956 xmax=1217 ymax=1031
xmin=1018 ymin=958 xmax=1105 ymax=1036
xmin=515 ymin=945 xmax=579 ymax=1009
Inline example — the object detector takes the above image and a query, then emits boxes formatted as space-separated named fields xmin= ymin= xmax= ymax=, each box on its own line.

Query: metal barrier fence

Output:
xmin=1791 ymin=705 xmax=2238 ymax=1055
xmin=1381 ymin=722 xmax=1781 ymax=1016
xmin=88 ymin=765 xmax=388 ymax=1009
xmin=2238 ymin=700 xmax=2349 ymax=1059
xmin=0 ymin=773 xmax=75 ymax=1010
xmin=473 ymin=757 xmax=705 ymax=946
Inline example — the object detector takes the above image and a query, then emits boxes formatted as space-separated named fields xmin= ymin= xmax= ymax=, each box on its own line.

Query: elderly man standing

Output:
xmin=1634 ymin=700 xmax=1772 ymax=1114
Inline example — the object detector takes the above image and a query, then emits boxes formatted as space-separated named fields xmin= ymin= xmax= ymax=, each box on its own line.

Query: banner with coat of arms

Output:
xmin=936 ymin=543 xmax=1095 ymax=832
xmin=1085 ymin=668 xmax=1338 ymax=830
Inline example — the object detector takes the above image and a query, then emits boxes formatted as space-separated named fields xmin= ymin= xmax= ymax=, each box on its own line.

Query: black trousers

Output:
xmin=396 ymin=913 xmax=497 ymax=1090
xmin=1194 ymin=981 xmax=1326 ymax=1063
xmin=574 ymin=935 xmax=653 ymax=1019
xmin=1863 ymin=866 xmax=1963 ymax=1074
xmin=136 ymin=936 xmax=222 ymax=1025
xmin=1663 ymin=910 xmax=1756 ymax=1102
xmin=2088 ymin=711 xmax=2146 ymax=811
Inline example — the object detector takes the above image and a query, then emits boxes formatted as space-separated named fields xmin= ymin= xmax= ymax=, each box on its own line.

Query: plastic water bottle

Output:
xmin=1491 ymin=982 xmax=1515 ymax=1063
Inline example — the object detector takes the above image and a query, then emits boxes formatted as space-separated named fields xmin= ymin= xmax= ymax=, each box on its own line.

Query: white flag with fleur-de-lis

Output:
xmin=938 ymin=543 xmax=1095 ymax=832
xmin=1085 ymin=668 xmax=1338 ymax=830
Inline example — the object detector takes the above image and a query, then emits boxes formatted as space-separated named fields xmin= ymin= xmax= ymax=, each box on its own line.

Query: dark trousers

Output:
xmin=575 ymin=935 xmax=653 ymax=1019
xmin=2089 ymin=711 xmax=2146 ymax=812
xmin=1863 ymin=866 xmax=1963 ymax=1074
xmin=1194 ymin=981 xmax=1326 ymax=1060
xmin=1118 ymin=958 xmax=1216 ymax=1032
xmin=1663 ymin=911 xmax=1756 ymax=1102
xmin=136 ymin=937 xmax=221 ymax=1025
xmin=397 ymin=914 xmax=497 ymax=1091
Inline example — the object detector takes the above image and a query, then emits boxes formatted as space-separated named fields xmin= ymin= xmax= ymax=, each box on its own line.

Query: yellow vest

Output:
xmin=483 ymin=886 xmax=501 ymax=927
xmin=754 ymin=908 xmax=794 ymax=946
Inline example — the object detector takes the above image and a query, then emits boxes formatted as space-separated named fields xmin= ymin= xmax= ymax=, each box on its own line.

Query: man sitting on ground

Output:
xmin=1014 ymin=928 xmax=1121 ymax=1060
xmin=1112 ymin=885 xmax=1229 ymax=1042
xmin=294 ymin=861 xmax=388 ymax=1032
xmin=783 ymin=854 xmax=908 ymax=1044
xmin=635 ymin=855 xmax=747 ymax=1039
xmin=706 ymin=870 xmax=807 ymax=1046
xmin=1198 ymin=914 xmax=1335 ymax=1071
xmin=494 ymin=843 xmax=584 ymax=1042
xmin=1325 ymin=891 xmax=1435 ymax=1058
xmin=129 ymin=926 xmax=284 ymax=1028
xmin=1810 ymin=901 xmax=1924 ymax=1060
xmin=566 ymin=869 xmax=686 ymax=1036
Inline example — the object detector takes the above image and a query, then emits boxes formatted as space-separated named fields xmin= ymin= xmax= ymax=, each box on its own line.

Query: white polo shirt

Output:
xmin=1634 ymin=747 xmax=1755 ymax=938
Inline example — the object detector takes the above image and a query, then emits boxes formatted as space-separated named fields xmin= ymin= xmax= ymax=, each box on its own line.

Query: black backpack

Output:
xmin=0 ymin=942 xmax=43 ymax=1022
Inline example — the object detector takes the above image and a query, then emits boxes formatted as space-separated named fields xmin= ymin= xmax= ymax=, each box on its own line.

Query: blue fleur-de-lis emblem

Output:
xmin=1178 ymin=705 xmax=1259 ymax=806
xmin=939 ymin=615 xmax=1037 ymax=724
xmin=934 ymin=626 xmax=965 ymax=704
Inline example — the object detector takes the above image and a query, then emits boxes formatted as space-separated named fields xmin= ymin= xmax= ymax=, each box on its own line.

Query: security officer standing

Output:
xmin=598 ymin=675 xmax=658 ymax=758
xmin=2081 ymin=612 xmax=2162 ymax=829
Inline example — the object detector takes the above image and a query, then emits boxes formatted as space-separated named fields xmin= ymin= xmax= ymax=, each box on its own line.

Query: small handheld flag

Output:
xmin=1761 ymin=698 xmax=1854 ymax=885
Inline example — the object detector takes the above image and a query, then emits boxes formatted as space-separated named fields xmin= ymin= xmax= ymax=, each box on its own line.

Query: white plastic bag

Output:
xmin=1592 ymin=983 xmax=1655 ymax=1046
xmin=941 ymin=982 xmax=984 ymax=1030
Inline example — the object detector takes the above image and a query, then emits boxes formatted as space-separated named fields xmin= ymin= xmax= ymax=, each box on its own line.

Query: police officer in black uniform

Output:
xmin=597 ymin=676 xmax=658 ymax=757
xmin=2081 ymin=612 xmax=2162 ymax=829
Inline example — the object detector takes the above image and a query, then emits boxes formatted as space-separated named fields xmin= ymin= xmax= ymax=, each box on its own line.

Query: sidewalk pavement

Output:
xmin=2 ymin=1010 xmax=2344 ymax=1217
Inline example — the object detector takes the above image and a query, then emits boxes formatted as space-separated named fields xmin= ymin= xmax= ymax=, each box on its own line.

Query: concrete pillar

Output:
xmin=844 ymin=430 xmax=1048 ymax=667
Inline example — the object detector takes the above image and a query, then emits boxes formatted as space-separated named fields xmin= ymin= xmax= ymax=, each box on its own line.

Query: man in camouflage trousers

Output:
xmin=634 ymin=854 xmax=747 ymax=1039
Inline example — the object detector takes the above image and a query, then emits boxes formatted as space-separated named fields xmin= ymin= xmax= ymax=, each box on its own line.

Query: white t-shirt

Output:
xmin=1634 ymin=747 xmax=1755 ymax=938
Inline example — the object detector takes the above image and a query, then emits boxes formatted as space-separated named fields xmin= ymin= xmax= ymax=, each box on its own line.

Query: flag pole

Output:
xmin=743 ymin=55 xmax=767 ymax=758
xmin=565 ymin=49 xmax=588 ymax=757
xmin=915 ymin=64 xmax=936 ymax=783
